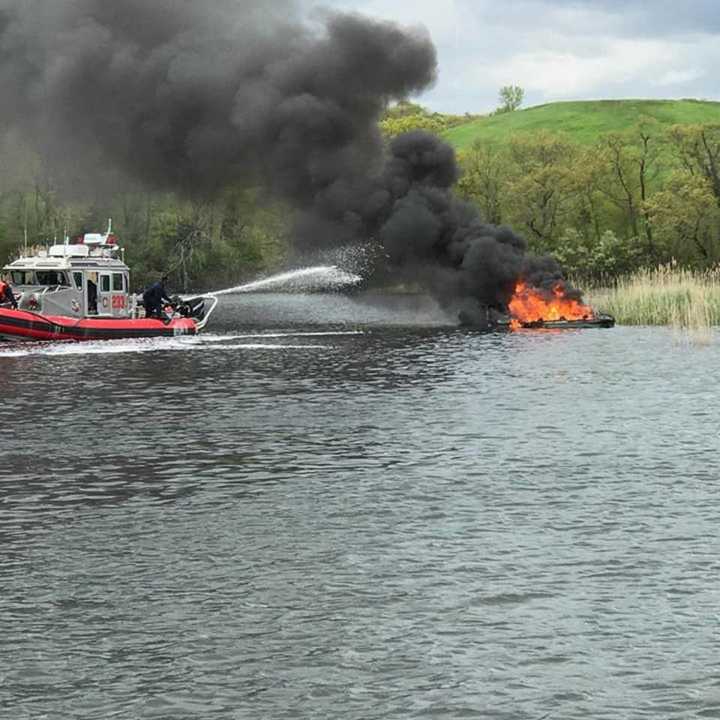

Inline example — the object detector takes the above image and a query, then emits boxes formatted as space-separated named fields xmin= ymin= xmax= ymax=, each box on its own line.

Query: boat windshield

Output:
xmin=10 ymin=270 xmax=70 ymax=286
xmin=10 ymin=270 xmax=34 ymax=285
xmin=36 ymin=271 xmax=70 ymax=286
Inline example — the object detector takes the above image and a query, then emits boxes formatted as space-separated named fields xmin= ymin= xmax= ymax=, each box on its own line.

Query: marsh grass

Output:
xmin=584 ymin=266 xmax=720 ymax=332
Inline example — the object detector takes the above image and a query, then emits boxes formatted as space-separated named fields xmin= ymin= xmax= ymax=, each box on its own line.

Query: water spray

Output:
xmin=181 ymin=265 xmax=363 ymax=330
xmin=208 ymin=266 xmax=363 ymax=296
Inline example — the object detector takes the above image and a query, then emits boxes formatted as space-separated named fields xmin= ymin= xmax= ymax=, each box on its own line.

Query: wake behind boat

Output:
xmin=0 ymin=224 xmax=215 ymax=342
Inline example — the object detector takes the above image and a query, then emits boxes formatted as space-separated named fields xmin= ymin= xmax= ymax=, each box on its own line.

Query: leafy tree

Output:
xmin=504 ymin=131 xmax=580 ymax=251
xmin=555 ymin=228 xmax=642 ymax=280
xmin=595 ymin=121 xmax=663 ymax=258
xmin=457 ymin=140 xmax=509 ymax=225
xmin=668 ymin=124 xmax=720 ymax=205
xmin=497 ymin=85 xmax=525 ymax=113
xmin=645 ymin=172 xmax=720 ymax=264
xmin=379 ymin=113 xmax=447 ymax=139
xmin=379 ymin=102 xmax=478 ymax=139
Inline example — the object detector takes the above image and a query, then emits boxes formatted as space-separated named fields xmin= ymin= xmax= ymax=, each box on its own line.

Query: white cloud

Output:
xmin=654 ymin=68 xmax=705 ymax=87
xmin=481 ymin=39 xmax=673 ymax=97
xmin=312 ymin=0 xmax=720 ymax=112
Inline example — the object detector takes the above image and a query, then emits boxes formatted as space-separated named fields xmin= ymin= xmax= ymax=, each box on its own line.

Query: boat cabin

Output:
xmin=3 ymin=230 xmax=135 ymax=319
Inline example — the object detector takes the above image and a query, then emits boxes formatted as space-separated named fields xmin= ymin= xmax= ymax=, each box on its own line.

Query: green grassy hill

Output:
xmin=442 ymin=99 xmax=720 ymax=150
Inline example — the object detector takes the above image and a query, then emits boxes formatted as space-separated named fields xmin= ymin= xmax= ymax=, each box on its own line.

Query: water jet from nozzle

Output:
xmin=208 ymin=265 xmax=363 ymax=296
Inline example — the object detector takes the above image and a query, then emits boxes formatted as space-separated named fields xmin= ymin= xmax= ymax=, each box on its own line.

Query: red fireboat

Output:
xmin=0 ymin=223 xmax=217 ymax=342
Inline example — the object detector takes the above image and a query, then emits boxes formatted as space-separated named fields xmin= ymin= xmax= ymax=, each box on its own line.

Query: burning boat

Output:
xmin=0 ymin=224 xmax=216 ymax=342
xmin=507 ymin=281 xmax=614 ymax=330
xmin=458 ymin=280 xmax=615 ymax=330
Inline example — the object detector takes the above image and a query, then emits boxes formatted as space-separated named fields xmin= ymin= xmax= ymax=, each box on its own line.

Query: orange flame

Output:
xmin=508 ymin=282 xmax=594 ymax=329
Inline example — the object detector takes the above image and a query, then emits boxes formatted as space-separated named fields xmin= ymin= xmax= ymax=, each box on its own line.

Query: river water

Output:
xmin=1 ymin=293 xmax=719 ymax=720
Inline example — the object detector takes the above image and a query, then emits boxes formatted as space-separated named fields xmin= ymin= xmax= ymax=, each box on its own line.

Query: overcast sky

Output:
xmin=318 ymin=0 xmax=720 ymax=113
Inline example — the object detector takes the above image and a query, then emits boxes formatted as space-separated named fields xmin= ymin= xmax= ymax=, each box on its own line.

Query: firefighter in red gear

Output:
xmin=0 ymin=275 xmax=18 ymax=309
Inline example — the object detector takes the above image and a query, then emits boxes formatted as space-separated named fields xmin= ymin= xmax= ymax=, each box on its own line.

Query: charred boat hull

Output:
xmin=461 ymin=311 xmax=616 ymax=330
xmin=516 ymin=314 xmax=615 ymax=330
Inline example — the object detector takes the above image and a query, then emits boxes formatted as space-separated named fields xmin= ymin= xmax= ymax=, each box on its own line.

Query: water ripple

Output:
xmin=1 ymin=295 xmax=719 ymax=718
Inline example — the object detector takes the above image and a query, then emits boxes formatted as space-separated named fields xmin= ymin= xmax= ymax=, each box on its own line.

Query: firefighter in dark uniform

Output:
xmin=143 ymin=275 xmax=173 ymax=320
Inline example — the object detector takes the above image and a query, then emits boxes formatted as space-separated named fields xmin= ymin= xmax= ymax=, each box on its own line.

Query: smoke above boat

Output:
xmin=0 ymin=0 xmax=580 ymax=322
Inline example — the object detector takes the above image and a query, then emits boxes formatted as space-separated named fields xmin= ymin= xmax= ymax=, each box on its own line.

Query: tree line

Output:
xmin=378 ymin=100 xmax=479 ymax=138
xmin=456 ymin=121 xmax=720 ymax=281
xmin=0 ymin=176 xmax=287 ymax=293
xmin=1 ymin=112 xmax=718 ymax=290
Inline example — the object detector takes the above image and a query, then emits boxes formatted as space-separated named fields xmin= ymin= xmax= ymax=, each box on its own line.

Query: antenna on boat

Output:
xmin=23 ymin=201 xmax=28 ymax=255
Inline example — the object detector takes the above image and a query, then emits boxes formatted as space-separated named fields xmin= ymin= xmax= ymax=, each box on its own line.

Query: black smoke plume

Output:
xmin=0 ymin=0 xmax=576 ymax=323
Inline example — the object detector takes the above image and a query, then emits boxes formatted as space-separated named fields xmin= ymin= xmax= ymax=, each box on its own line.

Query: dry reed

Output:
xmin=584 ymin=265 xmax=720 ymax=329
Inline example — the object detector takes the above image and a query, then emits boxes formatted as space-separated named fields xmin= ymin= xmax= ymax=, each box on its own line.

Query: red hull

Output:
xmin=0 ymin=308 xmax=198 ymax=342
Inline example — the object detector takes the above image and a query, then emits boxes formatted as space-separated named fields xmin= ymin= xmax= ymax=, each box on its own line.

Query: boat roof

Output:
xmin=4 ymin=245 xmax=129 ymax=272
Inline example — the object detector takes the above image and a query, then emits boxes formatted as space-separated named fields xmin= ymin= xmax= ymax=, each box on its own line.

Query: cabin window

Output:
xmin=112 ymin=273 xmax=124 ymax=292
xmin=101 ymin=275 xmax=111 ymax=293
xmin=36 ymin=271 xmax=69 ymax=286
xmin=73 ymin=272 xmax=83 ymax=289
xmin=10 ymin=270 xmax=34 ymax=285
